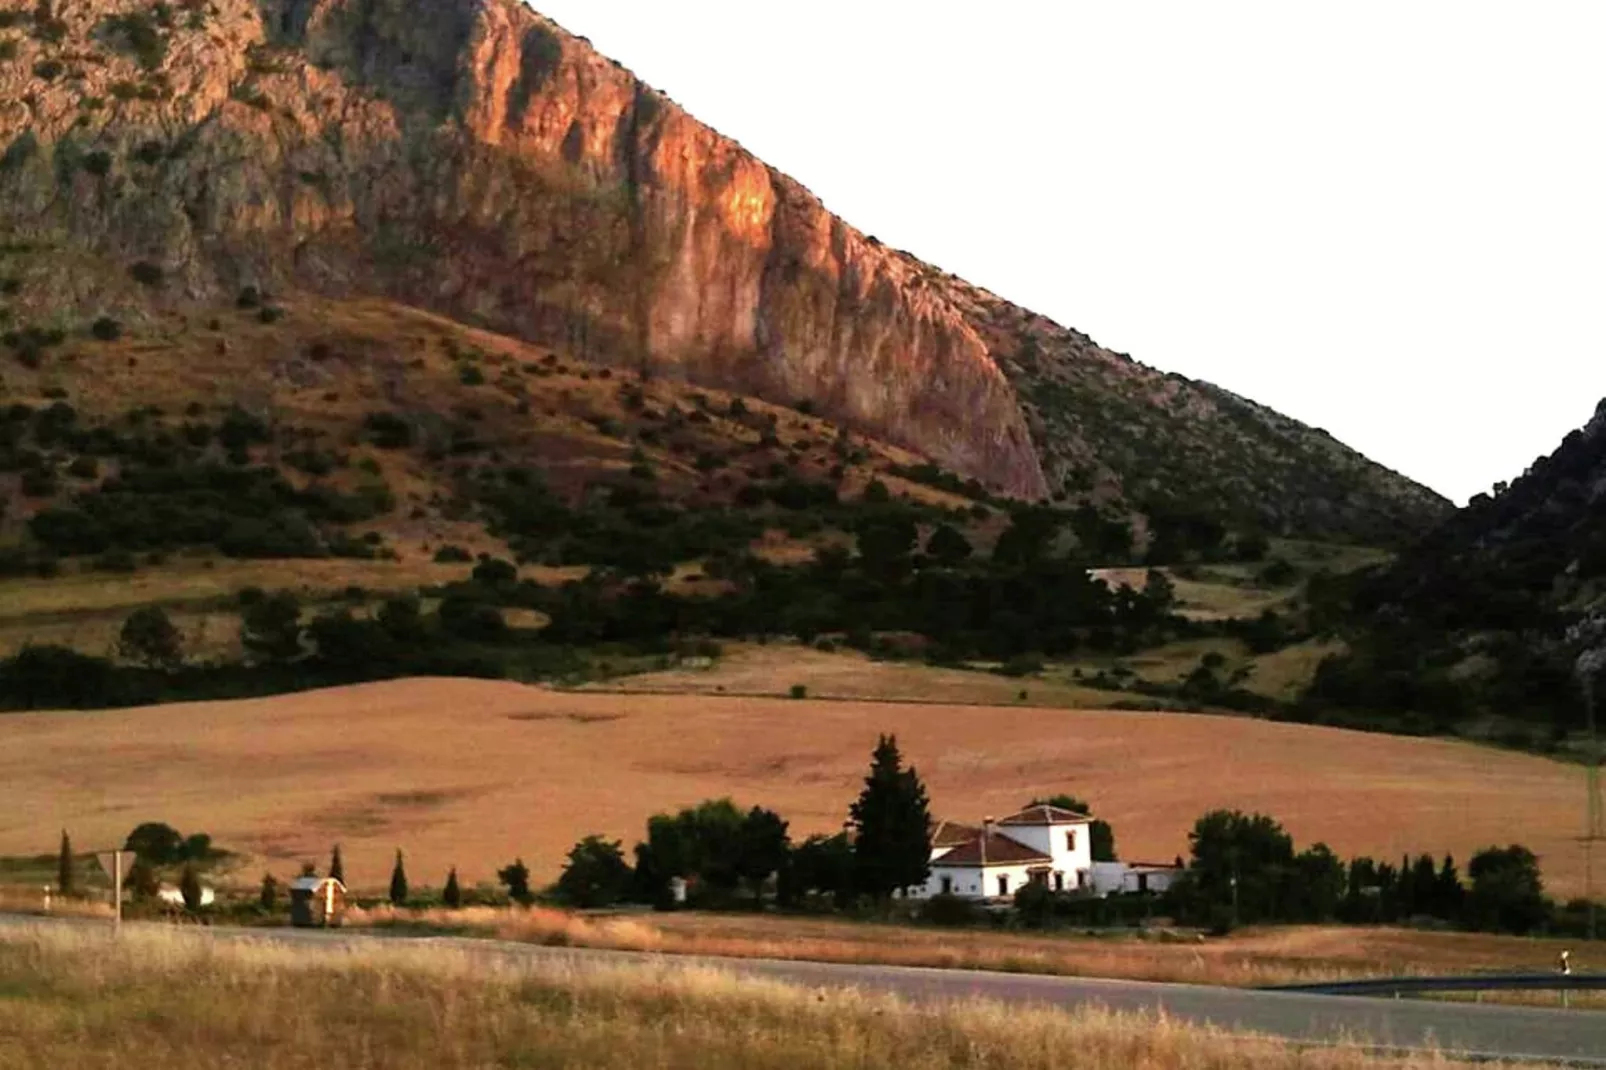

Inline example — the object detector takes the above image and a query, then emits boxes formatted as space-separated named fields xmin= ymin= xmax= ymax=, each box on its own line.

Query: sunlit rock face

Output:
xmin=0 ymin=0 xmax=1450 ymax=526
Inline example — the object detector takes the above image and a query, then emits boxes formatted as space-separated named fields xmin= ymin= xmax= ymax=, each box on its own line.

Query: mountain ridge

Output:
xmin=0 ymin=0 xmax=1449 ymax=540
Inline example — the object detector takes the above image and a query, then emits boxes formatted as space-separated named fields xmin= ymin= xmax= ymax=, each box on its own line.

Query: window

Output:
xmin=939 ymin=875 xmax=953 ymax=895
xmin=1076 ymin=870 xmax=1088 ymax=889
xmin=1065 ymin=830 xmax=1077 ymax=852
xmin=1053 ymin=872 xmax=1065 ymax=892
xmin=997 ymin=874 xmax=1010 ymax=896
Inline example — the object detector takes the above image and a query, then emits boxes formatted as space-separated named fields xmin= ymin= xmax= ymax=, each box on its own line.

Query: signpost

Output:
xmin=100 ymin=850 xmax=125 ymax=931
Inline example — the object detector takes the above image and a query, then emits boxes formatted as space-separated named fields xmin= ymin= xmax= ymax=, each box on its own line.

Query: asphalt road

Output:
xmin=4 ymin=914 xmax=1602 ymax=1065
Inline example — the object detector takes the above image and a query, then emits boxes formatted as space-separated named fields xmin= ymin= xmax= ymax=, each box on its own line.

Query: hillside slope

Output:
xmin=1308 ymin=398 xmax=1606 ymax=744
xmin=0 ymin=0 xmax=1447 ymax=539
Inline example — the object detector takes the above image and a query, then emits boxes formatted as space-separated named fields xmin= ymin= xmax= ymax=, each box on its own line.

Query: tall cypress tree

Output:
xmin=179 ymin=862 xmax=204 ymax=912
xmin=389 ymin=849 xmax=409 ymax=905
xmin=329 ymin=844 xmax=345 ymax=885
xmin=56 ymin=829 xmax=75 ymax=897
xmin=848 ymin=734 xmax=932 ymax=903
xmin=443 ymin=867 xmax=462 ymax=909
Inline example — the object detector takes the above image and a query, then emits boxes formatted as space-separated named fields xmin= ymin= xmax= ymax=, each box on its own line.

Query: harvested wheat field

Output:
xmin=0 ymin=678 xmax=1589 ymax=896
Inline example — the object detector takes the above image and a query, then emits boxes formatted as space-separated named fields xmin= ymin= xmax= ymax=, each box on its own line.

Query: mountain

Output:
xmin=1307 ymin=399 xmax=1606 ymax=748
xmin=0 ymin=0 xmax=1447 ymax=542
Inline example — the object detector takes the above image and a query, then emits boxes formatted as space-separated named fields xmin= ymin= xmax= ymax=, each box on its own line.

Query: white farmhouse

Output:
xmin=910 ymin=804 xmax=1095 ymax=901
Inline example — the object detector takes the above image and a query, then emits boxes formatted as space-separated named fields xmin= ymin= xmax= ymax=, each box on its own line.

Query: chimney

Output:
xmin=982 ymin=816 xmax=995 ymax=838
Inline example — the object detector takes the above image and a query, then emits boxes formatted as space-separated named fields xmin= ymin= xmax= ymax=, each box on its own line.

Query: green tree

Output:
xmin=1028 ymin=794 xmax=1117 ymax=862
xmin=240 ymin=591 xmax=302 ymax=663
xmin=259 ymin=873 xmax=279 ymax=911
xmin=1433 ymin=854 xmax=1466 ymax=920
xmin=555 ymin=836 xmax=634 ymax=908
xmin=56 ymin=829 xmax=75 ymax=897
xmin=498 ymin=858 xmax=532 ymax=905
xmin=377 ymin=595 xmax=426 ymax=644
xmin=117 ymin=606 xmax=183 ymax=669
xmin=1466 ymin=845 xmax=1548 ymax=934
xmin=179 ymin=862 xmax=204 ymax=912
xmin=925 ymin=524 xmax=973 ymax=567
xmin=388 ymin=849 xmax=408 ymax=905
xmin=849 ymin=734 xmax=932 ymax=903
xmin=855 ymin=514 xmax=918 ymax=581
xmin=125 ymin=821 xmax=184 ymax=864
xmin=443 ymin=867 xmax=462 ymax=909
xmin=328 ymin=845 xmax=345 ymax=885
xmin=779 ymin=832 xmax=855 ymax=909
xmin=125 ymin=857 xmax=159 ymax=901
xmin=1177 ymin=809 xmax=1295 ymax=928
xmin=1290 ymin=843 xmax=1346 ymax=922
xmin=735 ymin=806 xmax=791 ymax=904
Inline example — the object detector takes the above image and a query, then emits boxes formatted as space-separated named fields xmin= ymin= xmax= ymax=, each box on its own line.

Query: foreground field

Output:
xmin=0 ymin=678 xmax=1589 ymax=898
xmin=347 ymin=905 xmax=1596 ymax=990
xmin=0 ymin=924 xmax=1550 ymax=1069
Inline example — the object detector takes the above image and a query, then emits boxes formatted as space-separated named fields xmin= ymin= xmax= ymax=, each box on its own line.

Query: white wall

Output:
xmin=999 ymin=820 xmax=1092 ymax=892
xmin=912 ymin=862 xmax=1039 ymax=900
xmin=1090 ymin=862 xmax=1181 ymax=898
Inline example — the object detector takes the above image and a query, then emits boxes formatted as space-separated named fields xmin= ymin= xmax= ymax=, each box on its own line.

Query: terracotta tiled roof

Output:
xmin=997 ymin=804 xmax=1093 ymax=827
xmin=931 ymin=820 xmax=983 ymax=848
xmin=931 ymin=830 xmax=1051 ymax=867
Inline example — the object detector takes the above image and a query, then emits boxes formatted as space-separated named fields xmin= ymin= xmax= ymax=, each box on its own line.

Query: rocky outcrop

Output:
xmin=0 ymin=0 xmax=1449 ymax=531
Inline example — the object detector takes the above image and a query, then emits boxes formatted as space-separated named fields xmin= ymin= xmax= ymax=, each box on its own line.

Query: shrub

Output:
xmin=128 ymin=261 xmax=164 ymax=288
xmin=458 ymin=365 xmax=485 ymax=386
xmin=90 ymin=316 xmax=122 ymax=341
xmin=258 ymin=305 xmax=284 ymax=324
xmin=31 ymin=58 xmax=62 ymax=80
xmin=432 ymin=545 xmax=472 ymax=564
xmin=82 ymin=150 xmax=113 ymax=176
xmin=236 ymin=286 xmax=262 ymax=309
xmin=921 ymin=892 xmax=978 ymax=927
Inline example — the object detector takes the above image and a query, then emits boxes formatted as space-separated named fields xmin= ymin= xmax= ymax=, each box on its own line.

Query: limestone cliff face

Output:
xmin=0 ymin=0 xmax=1450 ymax=530
xmin=0 ymin=0 xmax=1045 ymax=495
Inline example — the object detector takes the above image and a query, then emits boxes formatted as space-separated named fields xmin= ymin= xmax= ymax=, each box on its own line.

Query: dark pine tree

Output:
xmin=179 ymin=862 xmax=204 ymax=912
xmin=443 ymin=867 xmax=462 ymax=909
xmin=389 ymin=849 xmax=409 ymax=905
xmin=849 ymin=734 xmax=933 ymax=904
xmin=56 ymin=829 xmax=75 ymax=897
xmin=329 ymin=844 xmax=345 ymax=885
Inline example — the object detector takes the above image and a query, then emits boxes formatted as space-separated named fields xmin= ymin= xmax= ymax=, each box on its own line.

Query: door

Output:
xmin=997 ymin=874 xmax=1010 ymax=896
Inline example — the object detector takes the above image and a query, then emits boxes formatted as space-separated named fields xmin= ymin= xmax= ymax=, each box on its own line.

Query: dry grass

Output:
xmin=0 ymin=923 xmax=1537 ymax=1069
xmin=592 ymin=642 xmax=1121 ymax=707
xmin=345 ymin=905 xmax=1599 ymax=990
xmin=0 ymin=678 xmax=1590 ymax=901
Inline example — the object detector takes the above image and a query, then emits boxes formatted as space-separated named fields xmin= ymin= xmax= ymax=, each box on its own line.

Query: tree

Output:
xmin=925 ymin=524 xmax=973 ymax=567
xmin=179 ymin=862 xmax=204 ymax=912
xmin=855 ymin=514 xmax=917 ymax=581
xmin=125 ymin=857 xmax=159 ymax=901
xmin=1466 ymin=845 xmax=1549 ymax=934
xmin=849 ymin=734 xmax=932 ymax=902
xmin=125 ymin=822 xmax=185 ymax=864
xmin=117 ymin=606 xmax=183 ymax=669
xmin=1028 ymin=794 xmax=1117 ymax=862
xmin=1289 ymin=844 xmax=1346 ymax=922
xmin=498 ymin=858 xmax=532 ymax=905
xmin=259 ymin=873 xmax=279 ymax=911
xmin=555 ymin=836 xmax=634 ymax=908
xmin=1433 ymin=854 xmax=1466 ymax=921
xmin=735 ymin=806 xmax=791 ymax=904
xmin=443 ymin=867 xmax=462 ymax=909
xmin=1177 ymin=809 xmax=1295 ymax=928
xmin=56 ymin=829 xmax=75 ymax=897
xmin=377 ymin=595 xmax=426 ymax=644
xmin=388 ymin=849 xmax=409 ymax=905
xmin=780 ymin=832 xmax=855 ymax=909
xmin=240 ymin=591 xmax=302 ymax=663
xmin=328 ymin=844 xmax=345 ymax=886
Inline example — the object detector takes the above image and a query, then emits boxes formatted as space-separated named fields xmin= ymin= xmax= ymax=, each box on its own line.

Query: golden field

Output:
xmin=343 ymin=904 xmax=1597 ymax=990
xmin=0 ymin=677 xmax=1590 ymax=899
xmin=0 ymin=923 xmax=1546 ymax=1070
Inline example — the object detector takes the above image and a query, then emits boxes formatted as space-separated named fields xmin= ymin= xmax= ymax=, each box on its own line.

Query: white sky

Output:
xmin=530 ymin=2 xmax=1606 ymax=505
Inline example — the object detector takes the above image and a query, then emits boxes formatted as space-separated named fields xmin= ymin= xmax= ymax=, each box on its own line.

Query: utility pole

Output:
xmin=112 ymin=850 xmax=123 ymax=932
